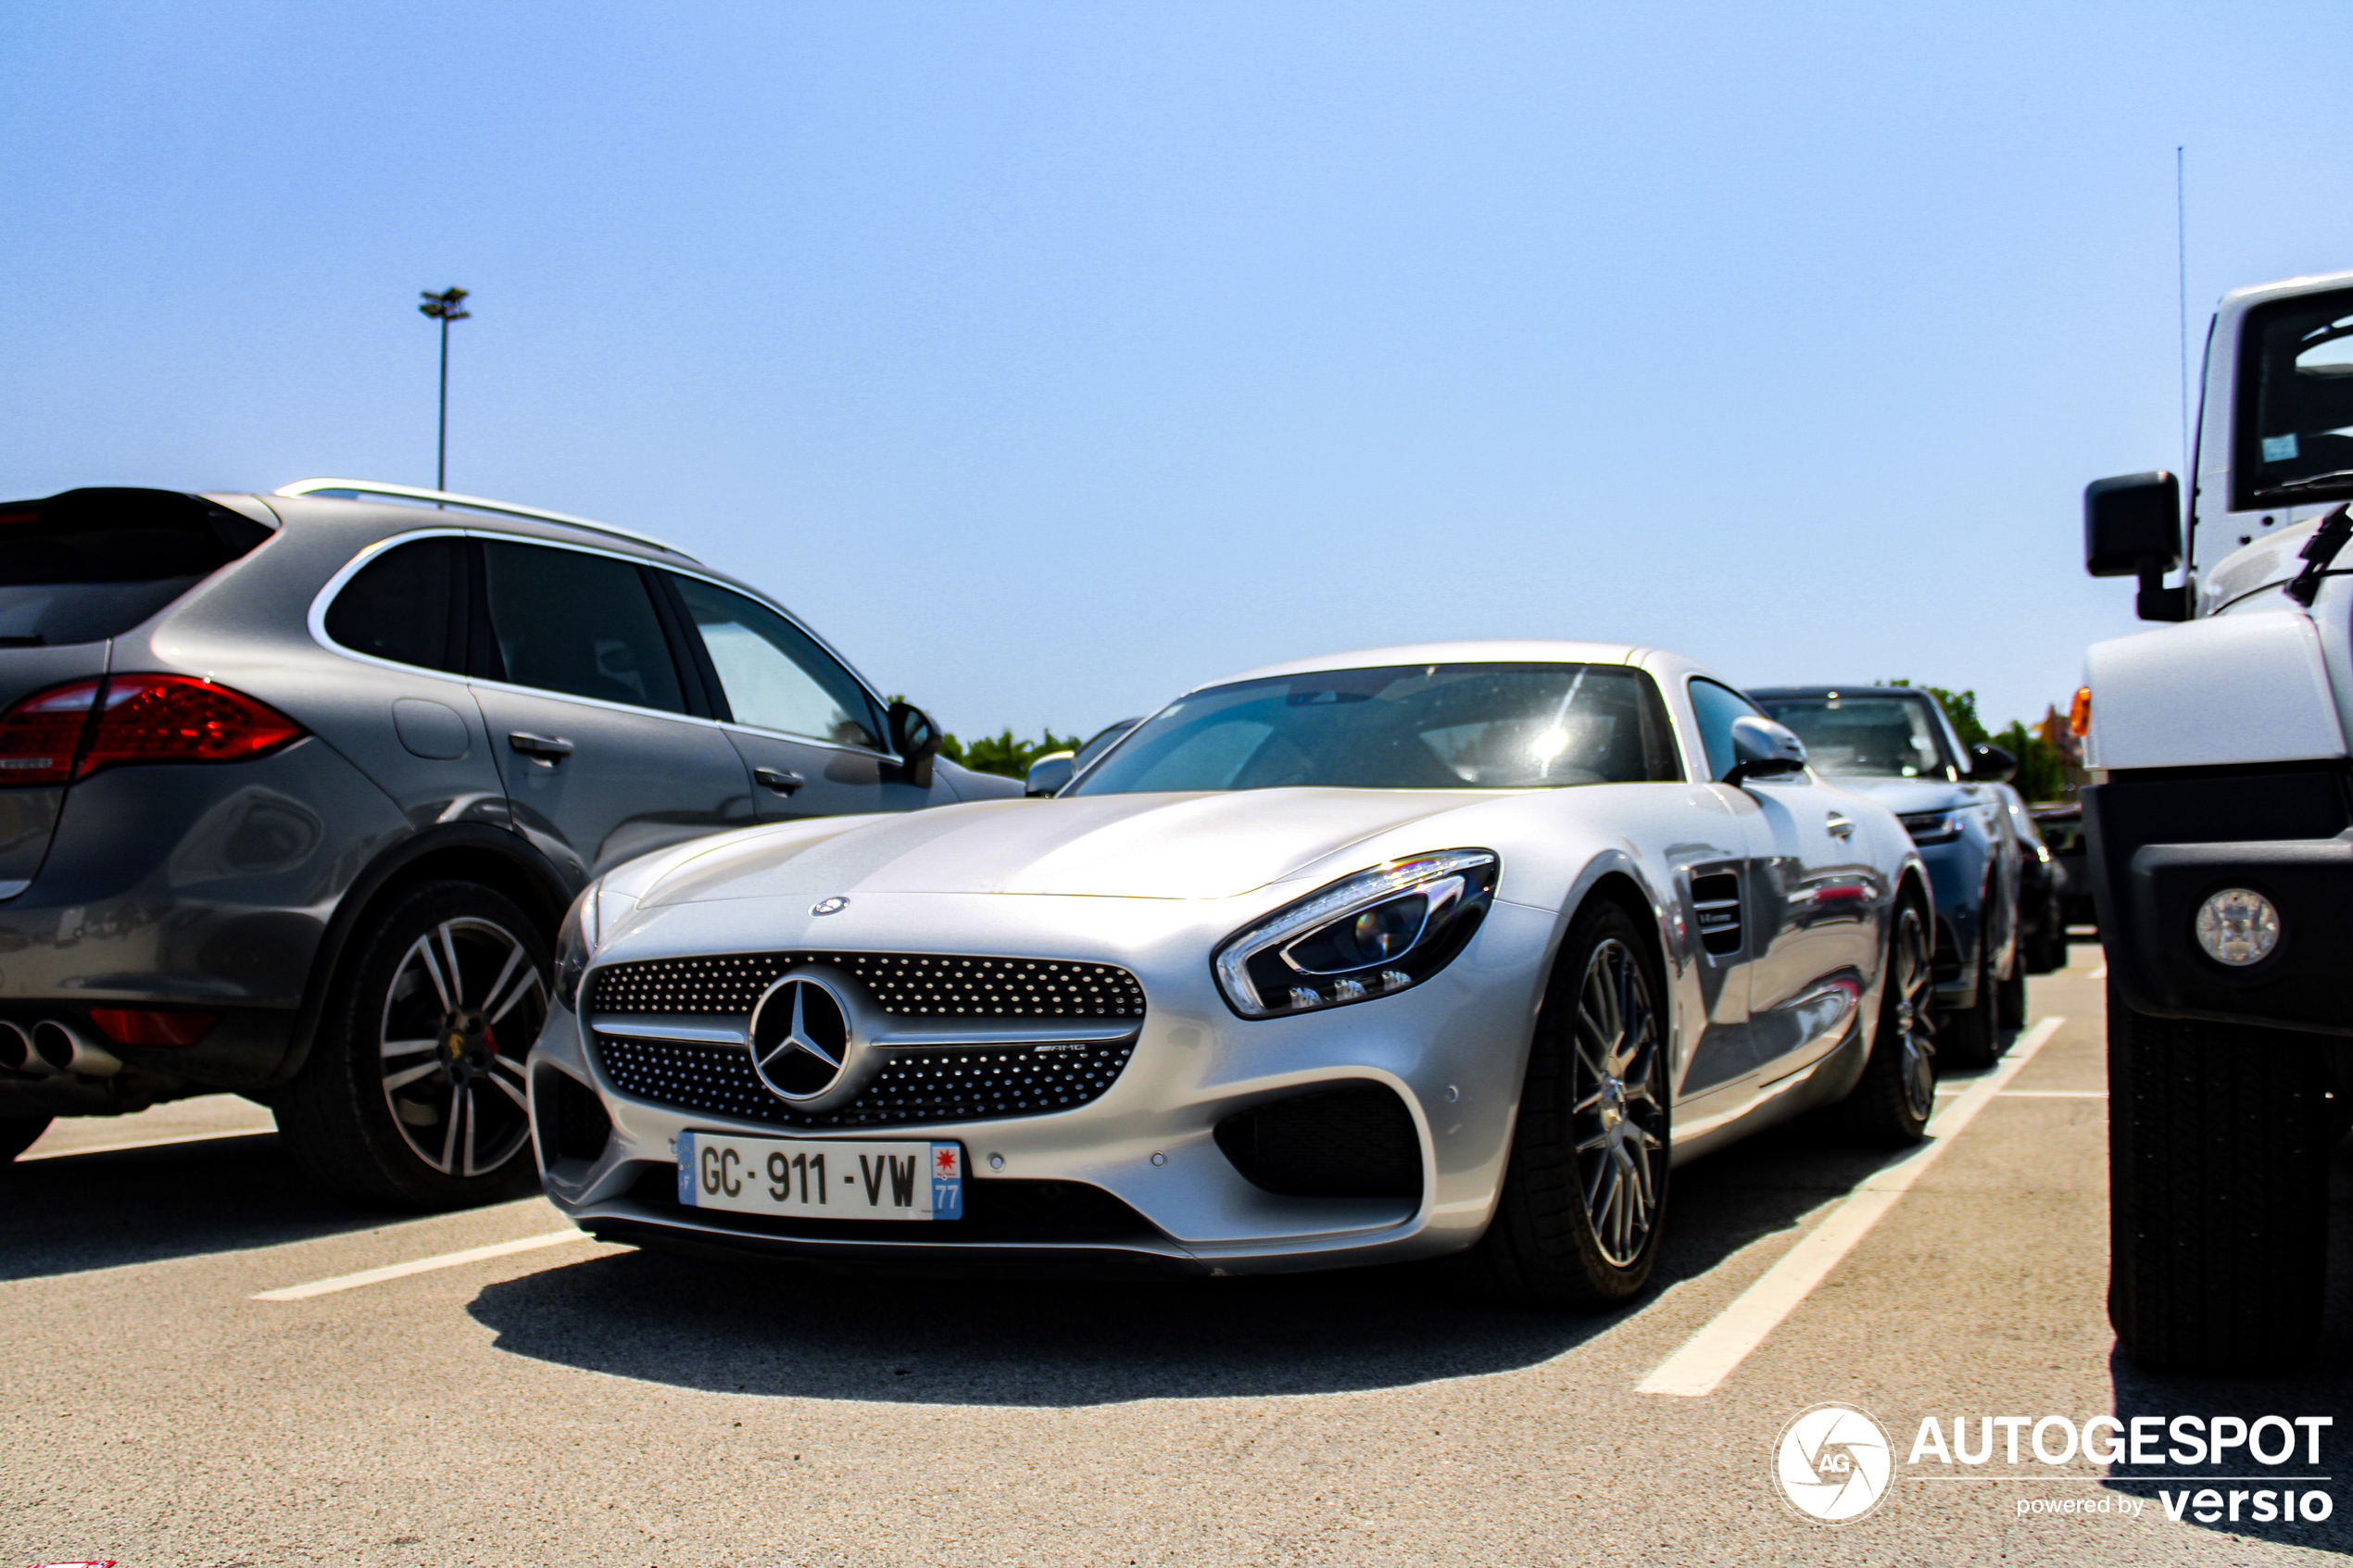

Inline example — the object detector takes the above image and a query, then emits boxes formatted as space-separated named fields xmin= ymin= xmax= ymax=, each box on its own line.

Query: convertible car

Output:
xmin=529 ymin=641 xmax=1933 ymax=1305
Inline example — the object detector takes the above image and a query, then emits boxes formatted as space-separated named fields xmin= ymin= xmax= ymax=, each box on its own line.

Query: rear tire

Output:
xmin=2108 ymin=980 xmax=2329 ymax=1374
xmin=1996 ymin=953 xmax=2027 ymax=1030
xmin=276 ymin=880 xmax=551 ymax=1210
xmin=0 ymin=1114 xmax=53 ymax=1164
xmin=1823 ymin=900 xmax=1936 ymax=1147
xmin=1471 ymin=898 xmax=1670 ymax=1308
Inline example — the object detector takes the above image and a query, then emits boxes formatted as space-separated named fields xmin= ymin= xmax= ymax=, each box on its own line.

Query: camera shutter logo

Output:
xmin=1776 ymin=1403 xmax=1894 ymax=1524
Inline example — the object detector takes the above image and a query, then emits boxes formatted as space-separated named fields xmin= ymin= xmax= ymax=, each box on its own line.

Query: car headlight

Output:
xmin=553 ymin=884 xmax=634 ymax=1012
xmin=1213 ymin=849 xmax=1499 ymax=1018
xmin=1897 ymin=810 xmax=1964 ymax=845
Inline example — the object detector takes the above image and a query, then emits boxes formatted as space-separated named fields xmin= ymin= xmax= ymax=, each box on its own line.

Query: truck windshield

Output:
xmin=1070 ymin=662 xmax=1679 ymax=794
xmin=2235 ymin=286 xmax=2353 ymax=509
xmin=1751 ymin=694 xmax=1955 ymax=781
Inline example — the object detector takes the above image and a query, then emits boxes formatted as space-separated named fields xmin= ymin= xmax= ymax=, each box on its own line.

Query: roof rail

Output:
xmin=272 ymin=478 xmax=696 ymax=560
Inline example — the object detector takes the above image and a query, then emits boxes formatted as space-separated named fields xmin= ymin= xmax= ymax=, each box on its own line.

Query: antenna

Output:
xmin=2176 ymin=147 xmax=2189 ymax=471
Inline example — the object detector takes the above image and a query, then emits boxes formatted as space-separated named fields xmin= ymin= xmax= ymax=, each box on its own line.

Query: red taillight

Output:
xmin=89 ymin=1007 xmax=218 ymax=1047
xmin=0 ymin=674 xmax=304 ymax=784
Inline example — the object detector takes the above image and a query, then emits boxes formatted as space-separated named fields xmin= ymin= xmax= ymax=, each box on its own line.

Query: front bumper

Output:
xmin=527 ymin=891 xmax=1558 ymax=1274
xmin=2087 ymin=767 xmax=2353 ymax=1036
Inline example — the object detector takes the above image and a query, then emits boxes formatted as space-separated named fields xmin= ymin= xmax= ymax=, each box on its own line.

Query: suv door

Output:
xmin=469 ymin=539 xmax=755 ymax=884
xmin=660 ymin=571 xmax=929 ymax=821
xmin=1689 ymin=676 xmax=1878 ymax=1081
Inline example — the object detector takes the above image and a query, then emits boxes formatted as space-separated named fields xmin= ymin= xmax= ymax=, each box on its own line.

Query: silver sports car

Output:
xmin=528 ymin=641 xmax=1934 ymax=1304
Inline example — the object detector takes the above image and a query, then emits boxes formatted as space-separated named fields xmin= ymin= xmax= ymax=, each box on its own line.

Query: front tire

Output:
xmin=1823 ymin=900 xmax=1936 ymax=1146
xmin=1472 ymin=898 xmax=1669 ymax=1308
xmin=0 ymin=1114 xmax=53 ymax=1164
xmin=1939 ymin=927 xmax=2003 ymax=1070
xmin=2108 ymin=981 xmax=2330 ymax=1374
xmin=276 ymin=880 xmax=552 ymax=1210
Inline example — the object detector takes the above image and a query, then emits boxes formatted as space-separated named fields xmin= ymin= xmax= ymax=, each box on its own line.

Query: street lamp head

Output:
xmin=418 ymin=286 xmax=472 ymax=322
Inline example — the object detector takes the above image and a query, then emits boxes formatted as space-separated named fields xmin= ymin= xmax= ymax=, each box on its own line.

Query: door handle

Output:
xmin=508 ymin=732 xmax=575 ymax=763
xmin=1826 ymin=813 xmax=1856 ymax=838
xmin=754 ymin=767 xmax=805 ymax=797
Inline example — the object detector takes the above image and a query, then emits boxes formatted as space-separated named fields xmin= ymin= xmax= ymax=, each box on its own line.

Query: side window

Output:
xmin=670 ymin=575 xmax=883 ymax=750
xmin=1688 ymin=677 xmax=1766 ymax=783
xmin=479 ymin=541 xmax=686 ymax=714
xmin=323 ymin=537 xmax=463 ymax=671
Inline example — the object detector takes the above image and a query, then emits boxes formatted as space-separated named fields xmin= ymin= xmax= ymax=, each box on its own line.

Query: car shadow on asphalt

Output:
xmin=0 ymin=1133 xmax=405 ymax=1282
xmin=2097 ymin=1134 xmax=2353 ymax=1553
xmin=462 ymin=1115 xmax=1917 ymax=1406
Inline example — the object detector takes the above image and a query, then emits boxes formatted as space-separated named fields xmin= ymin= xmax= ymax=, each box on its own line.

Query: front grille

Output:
xmin=1214 ymin=1083 xmax=1422 ymax=1198
xmin=626 ymin=1165 xmax=1155 ymax=1243
xmin=595 ymin=1034 xmax=1137 ymax=1129
xmin=590 ymin=951 xmax=1145 ymax=1019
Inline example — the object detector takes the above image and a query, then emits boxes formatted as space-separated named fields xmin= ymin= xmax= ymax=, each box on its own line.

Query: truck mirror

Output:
xmin=2084 ymin=470 xmax=2189 ymax=621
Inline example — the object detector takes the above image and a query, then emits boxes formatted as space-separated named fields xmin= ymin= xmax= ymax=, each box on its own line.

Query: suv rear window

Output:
xmin=0 ymin=488 xmax=273 ymax=647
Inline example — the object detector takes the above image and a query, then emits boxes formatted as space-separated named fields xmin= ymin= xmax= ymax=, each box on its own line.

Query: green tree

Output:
xmin=939 ymin=727 xmax=1084 ymax=780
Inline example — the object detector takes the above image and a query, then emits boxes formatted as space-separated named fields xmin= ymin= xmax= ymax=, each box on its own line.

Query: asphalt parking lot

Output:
xmin=5 ymin=940 xmax=2348 ymax=1568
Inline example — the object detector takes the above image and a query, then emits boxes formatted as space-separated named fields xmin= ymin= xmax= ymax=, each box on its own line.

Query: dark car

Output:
xmin=2002 ymin=791 xmax=2066 ymax=976
xmin=2027 ymin=800 xmax=2095 ymax=931
xmin=1747 ymin=684 xmax=2022 ymax=1066
xmin=0 ymin=479 xmax=1015 ymax=1204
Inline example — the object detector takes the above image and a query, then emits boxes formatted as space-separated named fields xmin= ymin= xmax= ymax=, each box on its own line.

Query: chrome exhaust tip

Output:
xmin=0 ymin=1020 xmax=38 ymax=1074
xmin=31 ymin=1020 xmax=120 ymax=1078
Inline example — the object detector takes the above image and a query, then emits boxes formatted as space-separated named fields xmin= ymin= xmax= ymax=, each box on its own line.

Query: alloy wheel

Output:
xmin=1890 ymin=905 xmax=1937 ymax=1124
xmin=376 ymin=916 xmax=547 ymax=1178
xmin=1570 ymin=935 xmax=1666 ymax=1268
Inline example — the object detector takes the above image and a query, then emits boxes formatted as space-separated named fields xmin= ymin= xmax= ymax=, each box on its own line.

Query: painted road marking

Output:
xmin=253 ymin=1229 xmax=595 ymax=1301
xmin=20 ymin=1128 xmax=275 ymax=1161
xmin=1635 ymin=1015 xmax=2066 ymax=1399
xmin=1996 ymin=1089 xmax=2105 ymax=1098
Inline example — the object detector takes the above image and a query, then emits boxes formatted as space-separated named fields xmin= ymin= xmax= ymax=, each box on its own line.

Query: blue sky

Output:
xmin=6 ymin=2 xmax=2349 ymax=744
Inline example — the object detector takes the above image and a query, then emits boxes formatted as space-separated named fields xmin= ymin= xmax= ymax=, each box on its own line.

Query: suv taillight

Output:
xmin=0 ymin=674 xmax=304 ymax=784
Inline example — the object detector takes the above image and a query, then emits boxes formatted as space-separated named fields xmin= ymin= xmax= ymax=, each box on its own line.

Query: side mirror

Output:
xmin=1724 ymin=715 xmax=1807 ymax=786
xmin=1969 ymin=743 xmax=2018 ymax=784
xmin=1025 ymin=751 xmax=1075 ymax=797
xmin=2084 ymin=470 xmax=2189 ymax=621
xmin=887 ymin=701 xmax=943 ymax=790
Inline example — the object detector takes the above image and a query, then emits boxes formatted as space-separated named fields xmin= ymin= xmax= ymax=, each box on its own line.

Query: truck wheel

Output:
xmin=2108 ymin=980 xmax=2329 ymax=1374
xmin=276 ymin=880 xmax=552 ymax=1210
xmin=1823 ymin=900 xmax=1936 ymax=1146
xmin=0 ymin=1114 xmax=53 ymax=1164
xmin=1940 ymin=938 xmax=2002 ymax=1069
xmin=1471 ymin=897 xmax=1670 ymax=1307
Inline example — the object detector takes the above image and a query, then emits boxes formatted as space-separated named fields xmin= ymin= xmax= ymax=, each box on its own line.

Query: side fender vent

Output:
xmin=1692 ymin=871 xmax=1743 ymax=957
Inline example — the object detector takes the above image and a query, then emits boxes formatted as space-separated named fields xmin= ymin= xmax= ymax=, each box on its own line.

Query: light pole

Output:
xmin=417 ymin=286 xmax=472 ymax=493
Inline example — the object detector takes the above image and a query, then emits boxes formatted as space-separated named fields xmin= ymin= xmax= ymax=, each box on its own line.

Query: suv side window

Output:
xmin=323 ymin=536 xmax=464 ymax=671
xmin=480 ymin=540 xmax=686 ymax=714
xmin=670 ymin=574 xmax=883 ymax=749
xmin=1688 ymin=677 xmax=1766 ymax=783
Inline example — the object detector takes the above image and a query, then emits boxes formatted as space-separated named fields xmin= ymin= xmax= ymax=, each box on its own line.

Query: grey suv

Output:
xmin=0 ymin=479 xmax=1014 ymax=1206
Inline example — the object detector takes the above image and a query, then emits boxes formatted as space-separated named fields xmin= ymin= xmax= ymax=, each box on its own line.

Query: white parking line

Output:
xmin=252 ymin=1229 xmax=595 ymax=1301
xmin=20 ymin=1127 xmax=274 ymax=1161
xmin=1635 ymin=1016 xmax=2066 ymax=1398
xmin=1997 ymin=1089 xmax=2104 ymax=1098
xmin=2088 ymin=963 xmax=2108 ymax=980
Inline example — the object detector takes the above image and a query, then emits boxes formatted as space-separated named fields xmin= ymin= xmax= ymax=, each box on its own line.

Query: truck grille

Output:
xmin=588 ymin=951 xmax=1145 ymax=1019
xmin=593 ymin=1034 xmax=1138 ymax=1129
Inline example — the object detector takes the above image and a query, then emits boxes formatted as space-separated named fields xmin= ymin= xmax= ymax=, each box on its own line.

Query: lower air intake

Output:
xmin=1214 ymin=1083 xmax=1423 ymax=1198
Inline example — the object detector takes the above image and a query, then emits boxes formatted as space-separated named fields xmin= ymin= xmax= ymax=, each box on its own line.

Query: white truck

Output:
xmin=2082 ymin=268 xmax=2353 ymax=1374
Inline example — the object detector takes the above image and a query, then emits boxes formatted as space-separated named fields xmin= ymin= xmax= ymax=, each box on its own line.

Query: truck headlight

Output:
xmin=1214 ymin=850 xmax=1498 ymax=1017
xmin=2193 ymin=887 xmax=2280 ymax=967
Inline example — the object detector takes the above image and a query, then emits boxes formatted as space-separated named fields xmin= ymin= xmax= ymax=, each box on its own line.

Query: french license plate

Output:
xmin=676 ymin=1131 xmax=963 ymax=1222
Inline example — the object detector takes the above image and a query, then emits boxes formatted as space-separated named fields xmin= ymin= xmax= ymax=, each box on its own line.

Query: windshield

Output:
xmin=1751 ymin=694 xmax=1955 ymax=780
xmin=1070 ymin=662 xmax=1678 ymax=794
xmin=2235 ymin=287 xmax=2353 ymax=509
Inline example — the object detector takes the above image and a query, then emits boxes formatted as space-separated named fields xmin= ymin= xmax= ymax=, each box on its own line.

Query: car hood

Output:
xmin=1818 ymin=775 xmax=1977 ymax=814
xmin=635 ymin=789 xmax=1489 ymax=906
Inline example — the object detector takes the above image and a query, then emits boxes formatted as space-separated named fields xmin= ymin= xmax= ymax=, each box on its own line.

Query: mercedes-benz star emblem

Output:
xmin=811 ymin=896 xmax=849 ymax=916
xmin=748 ymin=975 xmax=853 ymax=1102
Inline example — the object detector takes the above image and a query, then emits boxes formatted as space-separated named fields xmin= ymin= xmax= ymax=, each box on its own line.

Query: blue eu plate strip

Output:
xmin=930 ymin=1142 xmax=963 ymax=1221
xmin=676 ymin=1130 xmax=698 ymax=1206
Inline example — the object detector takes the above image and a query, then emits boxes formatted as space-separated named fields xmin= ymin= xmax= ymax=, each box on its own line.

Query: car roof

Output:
xmin=263 ymin=478 xmax=698 ymax=562
xmin=1194 ymin=638 xmax=1665 ymax=694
